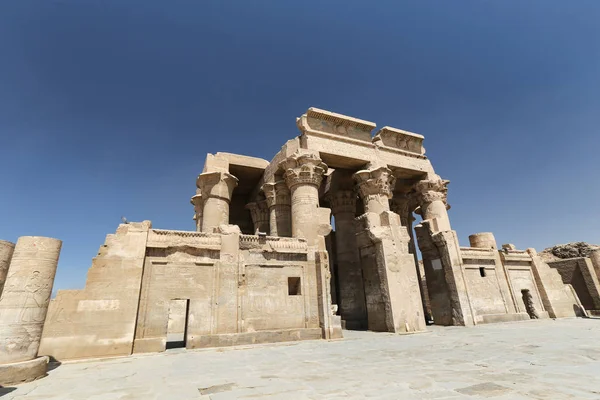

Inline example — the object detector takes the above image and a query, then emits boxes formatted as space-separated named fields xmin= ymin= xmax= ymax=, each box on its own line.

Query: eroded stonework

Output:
xmin=0 ymin=107 xmax=586 ymax=370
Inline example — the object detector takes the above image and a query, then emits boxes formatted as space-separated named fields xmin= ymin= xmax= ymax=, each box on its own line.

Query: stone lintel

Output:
xmin=305 ymin=107 xmax=376 ymax=132
xmin=373 ymin=126 xmax=425 ymax=155
xmin=297 ymin=108 xmax=376 ymax=143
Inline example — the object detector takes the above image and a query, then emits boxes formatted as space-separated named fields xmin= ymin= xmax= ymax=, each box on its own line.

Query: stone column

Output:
xmin=326 ymin=190 xmax=367 ymax=330
xmin=391 ymin=194 xmax=432 ymax=323
xmin=468 ymin=232 xmax=498 ymax=249
xmin=413 ymin=178 xmax=451 ymax=232
xmin=196 ymin=172 xmax=238 ymax=233
xmin=0 ymin=240 xmax=15 ymax=297
xmin=354 ymin=165 xmax=395 ymax=214
xmin=0 ymin=236 xmax=61 ymax=385
xmin=413 ymin=177 xmax=475 ymax=327
xmin=263 ymin=181 xmax=292 ymax=237
xmin=279 ymin=151 xmax=328 ymax=245
xmin=190 ymin=190 xmax=203 ymax=232
xmin=353 ymin=164 xmax=426 ymax=333
xmin=246 ymin=198 xmax=269 ymax=234
xmin=279 ymin=150 xmax=341 ymax=340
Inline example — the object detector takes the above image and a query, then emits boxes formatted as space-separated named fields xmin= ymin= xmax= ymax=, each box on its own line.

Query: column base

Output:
xmin=0 ymin=356 xmax=49 ymax=386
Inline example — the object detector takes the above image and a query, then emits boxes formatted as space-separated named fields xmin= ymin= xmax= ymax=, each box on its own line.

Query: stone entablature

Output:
xmin=373 ymin=126 xmax=425 ymax=156
xmin=301 ymin=107 xmax=376 ymax=143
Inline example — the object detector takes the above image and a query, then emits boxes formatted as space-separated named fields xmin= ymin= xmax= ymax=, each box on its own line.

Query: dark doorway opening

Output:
xmin=166 ymin=299 xmax=189 ymax=349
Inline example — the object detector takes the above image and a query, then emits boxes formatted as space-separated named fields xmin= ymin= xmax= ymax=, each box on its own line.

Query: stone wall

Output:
xmin=39 ymin=222 xmax=151 ymax=360
xmin=39 ymin=224 xmax=327 ymax=361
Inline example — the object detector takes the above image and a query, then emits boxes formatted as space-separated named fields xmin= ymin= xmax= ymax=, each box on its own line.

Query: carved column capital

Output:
xmin=279 ymin=151 xmax=328 ymax=190
xmin=196 ymin=171 xmax=238 ymax=203
xmin=353 ymin=165 xmax=396 ymax=202
xmin=246 ymin=199 xmax=269 ymax=230
xmin=262 ymin=180 xmax=291 ymax=208
xmin=190 ymin=190 xmax=204 ymax=215
xmin=326 ymin=190 xmax=357 ymax=215
xmin=412 ymin=178 xmax=449 ymax=207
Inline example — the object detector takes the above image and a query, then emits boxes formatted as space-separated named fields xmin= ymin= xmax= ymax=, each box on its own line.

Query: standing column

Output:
xmin=413 ymin=178 xmax=451 ymax=232
xmin=0 ymin=236 xmax=61 ymax=385
xmin=263 ymin=181 xmax=292 ymax=237
xmin=196 ymin=172 xmax=238 ymax=233
xmin=0 ymin=240 xmax=15 ymax=296
xmin=391 ymin=193 xmax=432 ymax=323
xmin=327 ymin=190 xmax=367 ymax=330
xmin=413 ymin=177 xmax=475 ymax=326
xmin=190 ymin=190 xmax=204 ymax=232
xmin=354 ymin=165 xmax=395 ymax=214
xmin=246 ymin=198 xmax=270 ymax=234
xmin=279 ymin=151 xmax=328 ymax=245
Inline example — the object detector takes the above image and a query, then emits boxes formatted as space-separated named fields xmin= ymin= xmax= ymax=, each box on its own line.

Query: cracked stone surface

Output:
xmin=2 ymin=318 xmax=600 ymax=399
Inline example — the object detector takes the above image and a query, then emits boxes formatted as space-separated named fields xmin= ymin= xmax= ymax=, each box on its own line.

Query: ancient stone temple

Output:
xmin=4 ymin=107 xmax=581 ymax=365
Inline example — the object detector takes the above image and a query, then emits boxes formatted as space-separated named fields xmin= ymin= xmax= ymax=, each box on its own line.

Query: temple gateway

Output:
xmin=2 ymin=108 xmax=597 ymax=383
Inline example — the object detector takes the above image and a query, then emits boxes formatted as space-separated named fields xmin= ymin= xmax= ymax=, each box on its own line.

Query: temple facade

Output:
xmin=2 ymin=108 xmax=593 ymax=369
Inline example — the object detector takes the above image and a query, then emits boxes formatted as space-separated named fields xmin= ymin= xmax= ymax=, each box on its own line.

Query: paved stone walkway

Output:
xmin=2 ymin=318 xmax=599 ymax=399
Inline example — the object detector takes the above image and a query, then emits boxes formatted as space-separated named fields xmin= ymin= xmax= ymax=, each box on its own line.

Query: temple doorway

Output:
xmin=166 ymin=299 xmax=189 ymax=349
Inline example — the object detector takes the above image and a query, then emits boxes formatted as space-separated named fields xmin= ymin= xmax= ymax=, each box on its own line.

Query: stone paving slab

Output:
xmin=1 ymin=318 xmax=600 ymax=399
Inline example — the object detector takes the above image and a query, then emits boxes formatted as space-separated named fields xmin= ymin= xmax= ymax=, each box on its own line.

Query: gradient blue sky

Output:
xmin=1 ymin=1 xmax=599 ymax=293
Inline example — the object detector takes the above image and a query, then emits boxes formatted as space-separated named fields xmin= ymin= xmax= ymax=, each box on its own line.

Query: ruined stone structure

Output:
xmin=0 ymin=107 xmax=583 ymax=369
xmin=0 ymin=237 xmax=61 ymax=386
xmin=545 ymin=249 xmax=600 ymax=316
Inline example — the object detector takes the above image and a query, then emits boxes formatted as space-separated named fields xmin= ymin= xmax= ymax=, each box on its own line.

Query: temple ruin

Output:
xmin=1 ymin=107 xmax=597 ymax=384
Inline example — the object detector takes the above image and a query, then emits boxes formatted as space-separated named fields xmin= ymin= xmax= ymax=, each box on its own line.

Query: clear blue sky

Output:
xmin=1 ymin=1 xmax=599 ymax=293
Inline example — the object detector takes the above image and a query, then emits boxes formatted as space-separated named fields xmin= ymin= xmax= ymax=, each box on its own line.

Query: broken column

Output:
xmin=327 ymin=190 xmax=367 ymax=330
xmin=354 ymin=164 xmax=426 ymax=333
xmin=196 ymin=171 xmax=238 ymax=232
xmin=0 ymin=240 xmax=15 ymax=296
xmin=468 ymin=232 xmax=498 ymax=250
xmin=413 ymin=177 xmax=475 ymax=326
xmin=262 ymin=181 xmax=292 ymax=237
xmin=0 ymin=236 xmax=62 ymax=386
